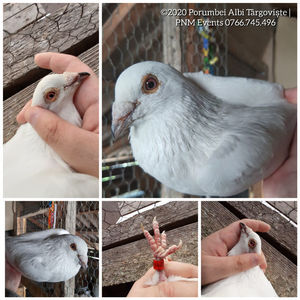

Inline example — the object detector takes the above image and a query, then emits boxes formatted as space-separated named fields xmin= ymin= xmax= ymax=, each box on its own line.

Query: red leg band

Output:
xmin=153 ymin=259 xmax=164 ymax=271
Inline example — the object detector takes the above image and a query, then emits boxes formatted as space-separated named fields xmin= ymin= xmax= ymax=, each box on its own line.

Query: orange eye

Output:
xmin=142 ymin=74 xmax=159 ymax=94
xmin=248 ymin=239 xmax=256 ymax=249
xmin=44 ymin=88 xmax=59 ymax=103
xmin=70 ymin=243 xmax=77 ymax=251
xmin=46 ymin=91 xmax=56 ymax=100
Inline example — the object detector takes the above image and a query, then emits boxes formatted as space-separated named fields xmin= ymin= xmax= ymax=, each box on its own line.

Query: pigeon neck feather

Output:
xmin=51 ymin=99 xmax=82 ymax=127
xmin=32 ymin=98 xmax=82 ymax=127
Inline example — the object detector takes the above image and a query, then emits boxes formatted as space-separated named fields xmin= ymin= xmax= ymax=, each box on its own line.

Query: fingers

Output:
xmin=128 ymin=279 xmax=198 ymax=297
xmin=82 ymin=103 xmax=99 ymax=132
xmin=5 ymin=261 xmax=22 ymax=292
xmin=127 ymin=264 xmax=198 ymax=297
xmin=35 ymin=52 xmax=95 ymax=75
xmin=239 ymin=219 xmax=271 ymax=232
xmin=16 ymin=100 xmax=32 ymax=124
xmin=284 ymin=88 xmax=297 ymax=104
xmin=133 ymin=267 xmax=156 ymax=289
xmin=263 ymin=128 xmax=297 ymax=198
xmin=34 ymin=52 xmax=99 ymax=115
xmin=155 ymin=281 xmax=198 ymax=297
xmin=201 ymin=253 xmax=264 ymax=285
xmin=211 ymin=219 xmax=270 ymax=252
xmin=164 ymin=261 xmax=198 ymax=278
xmin=260 ymin=251 xmax=267 ymax=272
xmin=24 ymin=106 xmax=99 ymax=177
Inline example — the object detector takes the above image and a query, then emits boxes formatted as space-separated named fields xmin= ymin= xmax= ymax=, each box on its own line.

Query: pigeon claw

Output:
xmin=142 ymin=217 xmax=182 ymax=260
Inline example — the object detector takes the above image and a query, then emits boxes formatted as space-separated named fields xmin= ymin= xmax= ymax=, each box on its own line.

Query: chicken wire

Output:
xmin=201 ymin=200 xmax=297 ymax=297
xmin=102 ymin=201 xmax=198 ymax=295
xmin=102 ymin=3 xmax=228 ymax=198
xmin=8 ymin=201 xmax=99 ymax=297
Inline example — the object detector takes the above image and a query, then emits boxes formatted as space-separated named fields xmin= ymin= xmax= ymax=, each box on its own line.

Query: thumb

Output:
xmin=202 ymin=253 xmax=263 ymax=285
xmin=24 ymin=106 xmax=99 ymax=177
xmin=284 ymin=88 xmax=297 ymax=104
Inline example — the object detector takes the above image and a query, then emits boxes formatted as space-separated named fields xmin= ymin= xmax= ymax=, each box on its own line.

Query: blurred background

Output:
xmin=102 ymin=3 xmax=297 ymax=198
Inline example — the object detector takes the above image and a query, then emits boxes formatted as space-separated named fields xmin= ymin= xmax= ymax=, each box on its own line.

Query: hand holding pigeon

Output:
xmin=5 ymin=260 xmax=21 ymax=294
xmin=202 ymin=220 xmax=278 ymax=297
xmin=201 ymin=219 xmax=269 ymax=286
xmin=17 ymin=52 xmax=99 ymax=178
xmin=6 ymin=229 xmax=88 ymax=283
xmin=263 ymin=88 xmax=297 ymax=197
xmin=4 ymin=53 xmax=99 ymax=197
xmin=112 ymin=61 xmax=296 ymax=196
xmin=127 ymin=261 xmax=198 ymax=297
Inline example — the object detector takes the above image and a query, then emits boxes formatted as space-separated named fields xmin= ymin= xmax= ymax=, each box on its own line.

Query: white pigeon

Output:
xmin=4 ymin=72 xmax=99 ymax=198
xmin=202 ymin=222 xmax=278 ymax=297
xmin=6 ymin=228 xmax=88 ymax=283
xmin=111 ymin=61 xmax=296 ymax=196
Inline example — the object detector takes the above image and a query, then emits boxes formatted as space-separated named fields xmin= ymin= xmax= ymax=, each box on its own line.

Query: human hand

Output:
xmin=263 ymin=88 xmax=297 ymax=197
xmin=127 ymin=261 xmax=198 ymax=297
xmin=17 ymin=52 xmax=99 ymax=177
xmin=6 ymin=261 xmax=21 ymax=293
xmin=201 ymin=219 xmax=270 ymax=286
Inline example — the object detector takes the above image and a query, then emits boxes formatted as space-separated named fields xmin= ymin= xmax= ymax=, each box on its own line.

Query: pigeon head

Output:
xmin=64 ymin=234 xmax=88 ymax=270
xmin=228 ymin=222 xmax=262 ymax=256
xmin=32 ymin=72 xmax=90 ymax=111
xmin=239 ymin=223 xmax=262 ymax=254
xmin=112 ymin=61 xmax=184 ymax=139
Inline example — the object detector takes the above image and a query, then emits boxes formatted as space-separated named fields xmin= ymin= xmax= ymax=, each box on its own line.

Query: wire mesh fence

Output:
xmin=6 ymin=201 xmax=99 ymax=297
xmin=102 ymin=3 xmax=228 ymax=198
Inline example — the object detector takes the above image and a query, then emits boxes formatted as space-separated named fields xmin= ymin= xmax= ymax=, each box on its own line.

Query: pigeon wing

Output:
xmin=6 ymin=229 xmax=70 ymax=278
xmin=6 ymin=229 xmax=69 ymax=243
xmin=16 ymin=252 xmax=52 ymax=282
xmin=184 ymin=71 xmax=286 ymax=107
xmin=6 ymin=230 xmax=81 ymax=282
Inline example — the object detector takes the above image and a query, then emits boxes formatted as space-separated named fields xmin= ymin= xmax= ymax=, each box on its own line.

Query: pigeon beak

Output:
xmin=240 ymin=222 xmax=249 ymax=237
xmin=111 ymin=100 xmax=140 ymax=141
xmin=63 ymin=72 xmax=90 ymax=88
xmin=78 ymin=72 xmax=90 ymax=81
xmin=111 ymin=111 xmax=134 ymax=141
xmin=78 ymin=255 xmax=88 ymax=270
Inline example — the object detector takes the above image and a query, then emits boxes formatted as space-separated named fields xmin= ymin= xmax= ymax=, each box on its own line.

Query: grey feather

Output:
xmin=6 ymin=229 xmax=88 ymax=282
xmin=112 ymin=61 xmax=296 ymax=196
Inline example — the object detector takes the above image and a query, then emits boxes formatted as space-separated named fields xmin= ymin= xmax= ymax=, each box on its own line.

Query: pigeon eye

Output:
xmin=47 ymin=92 xmax=55 ymax=99
xmin=142 ymin=75 xmax=159 ymax=94
xmin=44 ymin=88 xmax=59 ymax=103
xmin=248 ymin=239 xmax=256 ymax=249
xmin=70 ymin=243 xmax=77 ymax=251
